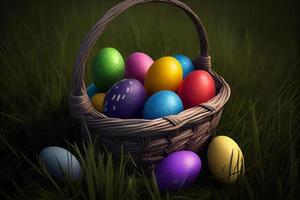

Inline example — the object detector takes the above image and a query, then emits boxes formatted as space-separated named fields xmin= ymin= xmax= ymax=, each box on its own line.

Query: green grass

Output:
xmin=0 ymin=0 xmax=299 ymax=199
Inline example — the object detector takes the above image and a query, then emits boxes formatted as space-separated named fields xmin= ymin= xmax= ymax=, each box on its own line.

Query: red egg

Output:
xmin=178 ymin=70 xmax=215 ymax=109
xmin=177 ymin=80 xmax=183 ymax=95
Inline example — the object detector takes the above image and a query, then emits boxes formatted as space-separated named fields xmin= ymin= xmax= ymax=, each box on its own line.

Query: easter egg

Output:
xmin=125 ymin=52 xmax=154 ymax=83
xmin=104 ymin=79 xmax=146 ymax=118
xmin=91 ymin=47 xmax=125 ymax=92
xmin=40 ymin=146 xmax=81 ymax=181
xmin=155 ymin=151 xmax=202 ymax=192
xmin=87 ymin=83 xmax=99 ymax=99
xmin=91 ymin=93 xmax=106 ymax=113
xmin=207 ymin=136 xmax=244 ymax=183
xmin=178 ymin=70 xmax=215 ymax=109
xmin=143 ymin=90 xmax=183 ymax=119
xmin=144 ymin=56 xmax=183 ymax=96
xmin=173 ymin=54 xmax=195 ymax=78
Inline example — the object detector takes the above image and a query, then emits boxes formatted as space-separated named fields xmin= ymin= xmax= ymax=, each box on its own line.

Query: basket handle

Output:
xmin=71 ymin=0 xmax=211 ymax=96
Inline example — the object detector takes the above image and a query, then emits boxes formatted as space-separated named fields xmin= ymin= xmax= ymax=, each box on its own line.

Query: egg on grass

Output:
xmin=155 ymin=151 xmax=202 ymax=192
xmin=207 ymin=135 xmax=245 ymax=183
xmin=40 ymin=146 xmax=81 ymax=181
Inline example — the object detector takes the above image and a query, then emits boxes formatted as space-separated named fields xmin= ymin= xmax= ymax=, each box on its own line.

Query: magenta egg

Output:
xmin=103 ymin=79 xmax=146 ymax=118
xmin=125 ymin=52 xmax=154 ymax=83
xmin=155 ymin=151 xmax=202 ymax=192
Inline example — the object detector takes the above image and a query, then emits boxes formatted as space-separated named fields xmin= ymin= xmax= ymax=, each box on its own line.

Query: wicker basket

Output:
xmin=69 ymin=0 xmax=231 ymax=165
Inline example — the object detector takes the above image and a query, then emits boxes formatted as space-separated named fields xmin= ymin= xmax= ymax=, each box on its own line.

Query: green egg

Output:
xmin=91 ymin=47 xmax=125 ymax=92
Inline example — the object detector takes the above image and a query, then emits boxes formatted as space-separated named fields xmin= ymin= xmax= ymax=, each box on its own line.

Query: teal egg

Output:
xmin=173 ymin=54 xmax=195 ymax=78
xmin=91 ymin=47 xmax=125 ymax=92
xmin=143 ymin=90 xmax=183 ymax=119
xmin=87 ymin=83 xmax=99 ymax=99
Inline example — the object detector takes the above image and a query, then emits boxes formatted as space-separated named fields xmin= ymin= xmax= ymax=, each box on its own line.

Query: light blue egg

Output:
xmin=87 ymin=83 xmax=99 ymax=99
xmin=40 ymin=146 xmax=81 ymax=181
xmin=143 ymin=90 xmax=183 ymax=119
xmin=173 ymin=54 xmax=195 ymax=78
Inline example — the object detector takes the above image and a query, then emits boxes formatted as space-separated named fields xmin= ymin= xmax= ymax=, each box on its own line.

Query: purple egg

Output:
xmin=125 ymin=52 xmax=154 ymax=83
xmin=104 ymin=79 xmax=146 ymax=118
xmin=155 ymin=151 xmax=201 ymax=192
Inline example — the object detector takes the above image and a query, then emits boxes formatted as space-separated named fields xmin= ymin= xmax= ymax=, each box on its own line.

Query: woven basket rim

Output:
xmin=69 ymin=72 xmax=230 ymax=137
xmin=73 ymin=73 xmax=229 ymax=121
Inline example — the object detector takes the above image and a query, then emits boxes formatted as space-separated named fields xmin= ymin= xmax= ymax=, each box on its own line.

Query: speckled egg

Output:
xmin=103 ymin=79 xmax=146 ymax=118
xmin=125 ymin=52 xmax=154 ymax=83
xmin=40 ymin=146 xmax=81 ymax=181
xmin=155 ymin=151 xmax=202 ymax=192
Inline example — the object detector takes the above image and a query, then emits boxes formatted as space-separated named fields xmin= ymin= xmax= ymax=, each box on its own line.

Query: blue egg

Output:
xmin=143 ymin=90 xmax=183 ymax=119
xmin=87 ymin=83 xmax=99 ymax=99
xmin=40 ymin=146 xmax=81 ymax=181
xmin=173 ymin=54 xmax=195 ymax=78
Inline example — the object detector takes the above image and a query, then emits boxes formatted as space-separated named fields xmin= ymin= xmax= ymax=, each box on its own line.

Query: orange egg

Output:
xmin=144 ymin=56 xmax=183 ymax=96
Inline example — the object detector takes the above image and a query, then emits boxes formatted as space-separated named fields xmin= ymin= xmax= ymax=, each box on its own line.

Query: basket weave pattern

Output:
xmin=69 ymin=0 xmax=231 ymax=164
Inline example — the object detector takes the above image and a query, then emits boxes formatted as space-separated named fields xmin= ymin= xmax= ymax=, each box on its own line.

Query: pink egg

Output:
xmin=125 ymin=52 xmax=154 ymax=83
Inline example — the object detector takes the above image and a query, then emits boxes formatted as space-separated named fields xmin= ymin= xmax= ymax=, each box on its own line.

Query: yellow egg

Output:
xmin=207 ymin=136 xmax=244 ymax=183
xmin=91 ymin=93 xmax=106 ymax=113
xmin=144 ymin=56 xmax=183 ymax=96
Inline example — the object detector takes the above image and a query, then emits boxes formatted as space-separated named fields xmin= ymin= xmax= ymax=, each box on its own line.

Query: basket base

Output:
xmin=79 ymin=109 xmax=223 ymax=167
